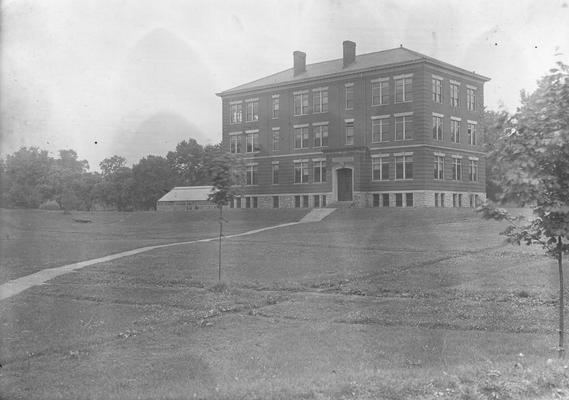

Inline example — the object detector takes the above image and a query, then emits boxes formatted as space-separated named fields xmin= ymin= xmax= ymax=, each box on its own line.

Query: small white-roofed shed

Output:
xmin=156 ymin=186 xmax=216 ymax=211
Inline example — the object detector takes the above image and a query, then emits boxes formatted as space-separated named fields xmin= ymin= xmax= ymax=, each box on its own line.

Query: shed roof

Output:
xmin=217 ymin=46 xmax=490 ymax=97
xmin=157 ymin=186 xmax=213 ymax=202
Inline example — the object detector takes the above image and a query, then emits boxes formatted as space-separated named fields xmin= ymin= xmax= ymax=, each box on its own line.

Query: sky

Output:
xmin=1 ymin=0 xmax=569 ymax=171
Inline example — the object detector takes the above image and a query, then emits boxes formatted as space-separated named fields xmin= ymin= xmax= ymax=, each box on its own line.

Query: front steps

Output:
xmin=299 ymin=208 xmax=336 ymax=223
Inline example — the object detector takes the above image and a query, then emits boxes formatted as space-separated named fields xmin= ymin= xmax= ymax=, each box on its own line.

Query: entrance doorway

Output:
xmin=337 ymin=168 xmax=353 ymax=201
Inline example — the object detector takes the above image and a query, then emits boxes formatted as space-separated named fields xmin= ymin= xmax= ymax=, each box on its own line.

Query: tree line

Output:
xmin=0 ymin=138 xmax=226 ymax=211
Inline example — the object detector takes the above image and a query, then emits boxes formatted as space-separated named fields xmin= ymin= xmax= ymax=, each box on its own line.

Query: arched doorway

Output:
xmin=337 ymin=168 xmax=353 ymax=201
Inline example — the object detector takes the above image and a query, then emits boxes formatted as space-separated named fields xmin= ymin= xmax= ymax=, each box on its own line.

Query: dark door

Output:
xmin=337 ymin=168 xmax=353 ymax=201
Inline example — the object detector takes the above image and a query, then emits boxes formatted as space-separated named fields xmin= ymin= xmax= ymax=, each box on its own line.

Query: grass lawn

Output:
xmin=1 ymin=208 xmax=568 ymax=399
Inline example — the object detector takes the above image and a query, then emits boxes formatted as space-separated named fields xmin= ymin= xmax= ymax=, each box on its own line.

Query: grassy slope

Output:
xmin=1 ymin=208 xmax=568 ymax=400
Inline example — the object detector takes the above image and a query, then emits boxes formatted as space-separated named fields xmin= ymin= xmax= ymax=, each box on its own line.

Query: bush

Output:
xmin=39 ymin=200 xmax=61 ymax=210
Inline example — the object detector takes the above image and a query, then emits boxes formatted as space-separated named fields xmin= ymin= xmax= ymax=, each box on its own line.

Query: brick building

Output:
xmin=216 ymin=41 xmax=489 ymax=208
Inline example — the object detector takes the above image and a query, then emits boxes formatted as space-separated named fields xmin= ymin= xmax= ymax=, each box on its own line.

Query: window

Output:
xmin=467 ymin=87 xmax=476 ymax=111
xmin=314 ymin=195 xmax=320 ymax=208
xmin=372 ymin=156 xmax=389 ymax=181
xmin=245 ymin=100 xmax=259 ymax=122
xmin=246 ymin=164 xmax=258 ymax=185
xmin=302 ymin=195 xmax=309 ymax=208
xmin=294 ymin=161 xmax=309 ymax=183
xmin=294 ymin=196 xmax=301 ymax=208
xmin=452 ymin=157 xmax=462 ymax=180
xmin=469 ymin=194 xmax=476 ymax=208
xmin=395 ymin=193 xmax=403 ymax=207
xmin=272 ymin=129 xmax=280 ymax=152
xmin=406 ymin=193 xmax=414 ymax=207
xmin=453 ymin=194 xmax=458 ymax=208
xmin=236 ymin=197 xmax=242 ymax=208
xmin=246 ymin=132 xmax=259 ymax=152
xmin=458 ymin=194 xmax=463 ymax=208
xmin=322 ymin=195 xmax=326 ymax=207
xmin=451 ymin=119 xmax=460 ymax=143
xmin=345 ymin=84 xmax=354 ymax=110
xmin=294 ymin=92 xmax=309 ymax=115
xmin=467 ymin=122 xmax=477 ymax=145
xmin=313 ymin=125 xmax=328 ymax=147
xmin=440 ymin=193 xmax=445 ymax=208
xmin=434 ymin=155 xmax=444 ymax=180
xmin=395 ymin=76 xmax=412 ymax=103
xmin=373 ymin=194 xmax=380 ymax=207
xmin=372 ymin=80 xmax=389 ymax=105
xmin=313 ymin=160 xmax=326 ymax=183
xmin=381 ymin=194 xmax=389 ymax=207
xmin=469 ymin=160 xmax=479 ymax=181
xmin=272 ymin=97 xmax=280 ymax=119
xmin=273 ymin=196 xmax=279 ymax=208
xmin=313 ymin=88 xmax=328 ymax=113
xmin=432 ymin=78 xmax=442 ymax=103
xmin=432 ymin=115 xmax=443 ymax=140
xmin=435 ymin=193 xmax=439 ymax=207
xmin=395 ymin=115 xmax=413 ymax=140
xmin=294 ymin=126 xmax=309 ymax=149
xmin=395 ymin=155 xmax=413 ymax=180
xmin=345 ymin=120 xmax=354 ymax=145
xmin=272 ymin=163 xmax=279 ymax=184
xmin=450 ymin=83 xmax=459 ymax=107
xmin=230 ymin=135 xmax=241 ymax=153
xmin=230 ymin=103 xmax=242 ymax=124
xmin=245 ymin=197 xmax=251 ymax=208
xmin=372 ymin=117 xmax=390 ymax=143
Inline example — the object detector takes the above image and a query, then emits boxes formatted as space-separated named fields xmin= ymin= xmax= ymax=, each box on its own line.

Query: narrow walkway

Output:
xmin=0 ymin=209 xmax=335 ymax=301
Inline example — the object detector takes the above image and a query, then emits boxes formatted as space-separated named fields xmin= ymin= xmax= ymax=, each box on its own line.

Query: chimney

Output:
xmin=293 ymin=51 xmax=306 ymax=76
xmin=343 ymin=40 xmax=356 ymax=68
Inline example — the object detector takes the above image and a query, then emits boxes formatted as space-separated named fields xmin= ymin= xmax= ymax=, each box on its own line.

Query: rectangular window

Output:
xmin=372 ymin=117 xmax=390 ymax=143
xmin=236 ymin=197 xmax=242 ymax=208
xmin=450 ymin=83 xmax=459 ymax=107
xmin=451 ymin=119 xmax=460 ymax=143
xmin=272 ymin=129 xmax=280 ymax=152
xmin=314 ymin=195 xmax=320 ymax=208
xmin=245 ymin=101 xmax=259 ymax=122
xmin=432 ymin=116 xmax=443 ymax=140
xmin=435 ymin=193 xmax=439 ymax=207
xmin=467 ymin=88 xmax=476 ymax=111
xmin=345 ymin=85 xmax=354 ymax=110
xmin=395 ymin=115 xmax=413 ymax=140
xmin=395 ymin=193 xmax=403 ymax=207
xmin=294 ymin=127 xmax=309 ymax=149
xmin=294 ymin=195 xmax=301 ymax=208
xmin=313 ymin=125 xmax=328 ymax=147
xmin=272 ymin=163 xmax=279 ymax=184
xmin=452 ymin=158 xmax=462 ymax=180
xmin=467 ymin=123 xmax=477 ymax=145
xmin=395 ymin=155 xmax=413 ymax=180
xmin=373 ymin=194 xmax=380 ymax=207
xmin=469 ymin=160 xmax=479 ymax=181
xmin=453 ymin=194 xmax=458 ymax=208
xmin=345 ymin=121 xmax=354 ymax=145
xmin=434 ymin=155 xmax=444 ymax=180
xmin=371 ymin=81 xmax=389 ymax=105
xmin=395 ymin=77 xmax=412 ymax=103
xmin=440 ymin=193 xmax=445 ymax=208
xmin=313 ymin=88 xmax=328 ymax=113
xmin=246 ymin=132 xmax=259 ymax=152
xmin=272 ymin=97 xmax=279 ymax=119
xmin=294 ymin=161 xmax=309 ymax=183
xmin=432 ymin=78 xmax=442 ymax=103
xmin=230 ymin=103 xmax=242 ymax=124
xmin=302 ymin=195 xmax=309 ymax=208
xmin=313 ymin=160 xmax=326 ymax=183
xmin=322 ymin=195 xmax=326 ymax=207
xmin=406 ymin=193 xmax=414 ymax=207
xmin=382 ymin=194 xmax=390 ymax=207
xmin=458 ymin=194 xmax=462 ymax=208
xmin=294 ymin=93 xmax=309 ymax=115
xmin=230 ymin=135 xmax=241 ymax=153
xmin=372 ymin=157 xmax=389 ymax=181
xmin=273 ymin=196 xmax=279 ymax=208
xmin=245 ymin=197 xmax=251 ymax=208
xmin=246 ymin=165 xmax=258 ymax=185
xmin=253 ymin=197 xmax=258 ymax=208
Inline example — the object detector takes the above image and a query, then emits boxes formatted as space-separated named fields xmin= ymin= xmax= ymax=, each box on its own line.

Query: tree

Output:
xmin=98 ymin=156 xmax=133 ymax=211
xmin=166 ymin=138 xmax=206 ymax=185
xmin=482 ymin=109 xmax=511 ymax=201
xmin=49 ymin=149 xmax=91 ymax=212
xmin=132 ymin=155 xmax=177 ymax=210
xmin=478 ymin=62 xmax=569 ymax=358
xmin=100 ymin=155 xmax=127 ymax=179
xmin=204 ymin=148 xmax=245 ymax=281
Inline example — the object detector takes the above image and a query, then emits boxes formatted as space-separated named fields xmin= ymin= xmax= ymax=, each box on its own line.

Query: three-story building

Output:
xmin=217 ymin=41 xmax=489 ymax=208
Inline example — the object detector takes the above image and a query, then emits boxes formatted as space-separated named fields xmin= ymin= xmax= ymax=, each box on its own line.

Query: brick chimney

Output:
xmin=343 ymin=40 xmax=356 ymax=68
xmin=293 ymin=51 xmax=306 ymax=76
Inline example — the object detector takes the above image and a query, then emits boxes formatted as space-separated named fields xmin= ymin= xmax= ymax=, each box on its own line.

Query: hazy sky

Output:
xmin=2 ymin=0 xmax=568 ymax=170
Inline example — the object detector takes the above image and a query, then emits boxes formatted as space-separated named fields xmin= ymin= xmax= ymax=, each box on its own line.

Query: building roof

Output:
xmin=157 ymin=186 xmax=213 ymax=202
xmin=217 ymin=46 xmax=490 ymax=97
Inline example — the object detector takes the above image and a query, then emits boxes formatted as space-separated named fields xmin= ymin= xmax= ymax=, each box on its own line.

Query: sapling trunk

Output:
xmin=559 ymin=235 xmax=565 ymax=359
xmin=218 ymin=205 xmax=223 ymax=282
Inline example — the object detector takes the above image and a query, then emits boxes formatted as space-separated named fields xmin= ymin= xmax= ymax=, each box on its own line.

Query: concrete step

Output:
xmin=299 ymin=208 xmax=336 ymax=223
xmin=326 ymin=201 xmax=357 ymax=208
